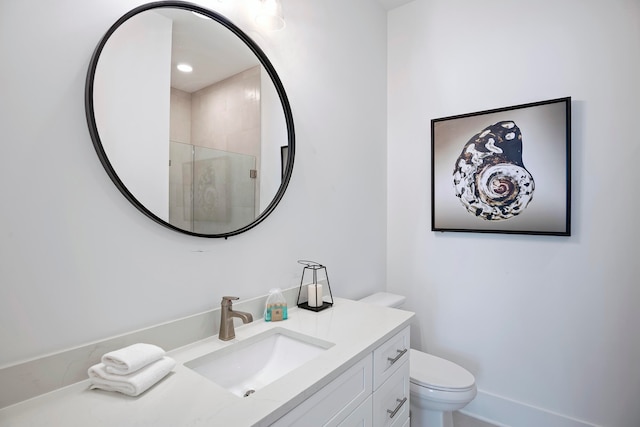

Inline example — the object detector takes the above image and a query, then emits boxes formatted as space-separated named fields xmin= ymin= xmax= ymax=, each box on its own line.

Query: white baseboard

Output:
xmin=460 ymin=389 xmax=600 ymax=427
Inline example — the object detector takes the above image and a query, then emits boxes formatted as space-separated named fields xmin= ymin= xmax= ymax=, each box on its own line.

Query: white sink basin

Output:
xmin=185 ymin=327 xmax=334 ymax=397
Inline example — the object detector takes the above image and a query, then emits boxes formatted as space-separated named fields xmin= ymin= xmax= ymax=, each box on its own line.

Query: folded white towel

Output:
xmin=88 ymin=356 xmax=175 ymax=397
xmin=101 ymin=343 xmax=165 ymax=375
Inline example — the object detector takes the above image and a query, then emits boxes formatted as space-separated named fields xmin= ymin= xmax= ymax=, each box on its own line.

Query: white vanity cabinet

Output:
xmin=270 ymin=326 xmax=410 ymax=427
xmin=372 ymin=326 xmax=410 ymax=427
xmin=372 ymin=360 xmax=410 ymax=427
xmin=271 ymin=354 xmax=373 ymax=426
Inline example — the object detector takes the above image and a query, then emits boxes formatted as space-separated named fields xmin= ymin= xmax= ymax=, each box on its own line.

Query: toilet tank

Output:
xmin=359 ymin=292 xmax=406 ymax=308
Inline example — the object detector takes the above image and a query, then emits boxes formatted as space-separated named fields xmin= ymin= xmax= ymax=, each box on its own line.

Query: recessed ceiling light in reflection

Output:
xmin=177 ymin=63 xmax=193 ymax=73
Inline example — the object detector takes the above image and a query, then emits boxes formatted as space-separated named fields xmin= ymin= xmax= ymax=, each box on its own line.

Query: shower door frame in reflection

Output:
xmin=169 ymin=141 xmax=257 ymax=235
xmin=431 ymin=97 xmax=571 ymax=236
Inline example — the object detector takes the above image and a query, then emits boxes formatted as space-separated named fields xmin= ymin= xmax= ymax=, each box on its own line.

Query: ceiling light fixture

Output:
xmin=255 ymin=0 xmax=285 ymax=31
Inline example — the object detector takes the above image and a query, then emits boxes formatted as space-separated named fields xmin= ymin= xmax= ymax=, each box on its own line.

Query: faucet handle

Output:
xmin=221 ymin=296 xmax=239 ymax=306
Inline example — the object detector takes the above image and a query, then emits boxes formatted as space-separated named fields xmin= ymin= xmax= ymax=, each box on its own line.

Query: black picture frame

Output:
xmin=431 ymin=97 xmax=571 ymax=236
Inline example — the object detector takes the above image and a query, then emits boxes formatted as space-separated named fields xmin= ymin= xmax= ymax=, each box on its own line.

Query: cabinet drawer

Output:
xmin=372 ymin=326 xmax=410 ymax=390
xmin=271 ymin=354 xmax=372 ymax=427
xmin=372 ymin=360 xmax=409 ymax=427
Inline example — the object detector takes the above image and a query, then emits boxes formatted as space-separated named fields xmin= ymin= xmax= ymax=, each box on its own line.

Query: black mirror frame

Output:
xmin=85 ymin=1 xmax=295 ymax=239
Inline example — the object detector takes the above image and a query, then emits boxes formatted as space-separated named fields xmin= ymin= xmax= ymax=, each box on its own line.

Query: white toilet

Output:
xmin=359 ymin=292 xmax=477 ymax=427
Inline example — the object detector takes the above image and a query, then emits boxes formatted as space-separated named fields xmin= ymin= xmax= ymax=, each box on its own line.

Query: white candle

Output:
xmin=307 ymin=284 xmax=323 ymax=307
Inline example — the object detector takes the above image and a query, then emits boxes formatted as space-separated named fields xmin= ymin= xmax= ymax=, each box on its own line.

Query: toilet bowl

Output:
xmin=359 ymin=292 xmax=477 ymax=427
xmin=409 ymin=349 xmax=477 ymax=427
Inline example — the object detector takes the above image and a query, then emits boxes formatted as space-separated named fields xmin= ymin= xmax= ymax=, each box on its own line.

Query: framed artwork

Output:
xmin=431 ymin=97 xmax=571 ymax=236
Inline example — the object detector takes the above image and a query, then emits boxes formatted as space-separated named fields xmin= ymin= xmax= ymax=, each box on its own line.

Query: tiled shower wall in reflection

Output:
xmin=169 ymin=66 xmax=261 ymax=233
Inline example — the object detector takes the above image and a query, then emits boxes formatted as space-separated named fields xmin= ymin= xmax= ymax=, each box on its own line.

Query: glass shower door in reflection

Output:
xmin=169 ymin=141 xmax=257 ymax=234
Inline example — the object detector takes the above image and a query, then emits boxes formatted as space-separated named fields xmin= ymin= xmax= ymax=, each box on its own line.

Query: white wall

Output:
xmin=0 ymin=0 xmax=388 ymax=366
xmin=386 ymin=1 xmax=640 ymax=426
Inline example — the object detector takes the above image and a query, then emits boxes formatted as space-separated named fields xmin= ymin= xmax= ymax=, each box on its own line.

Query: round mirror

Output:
xmin=85 ymin=1 xmax=295 ymax=238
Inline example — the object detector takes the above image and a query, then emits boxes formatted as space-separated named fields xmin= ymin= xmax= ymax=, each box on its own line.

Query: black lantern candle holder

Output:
xmin=296 ymin=260 xmax=334 ymax=312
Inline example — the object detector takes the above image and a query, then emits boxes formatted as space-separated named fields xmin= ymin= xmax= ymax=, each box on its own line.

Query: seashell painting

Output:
xmin=452 ymin=121 xmax=534 ymax=220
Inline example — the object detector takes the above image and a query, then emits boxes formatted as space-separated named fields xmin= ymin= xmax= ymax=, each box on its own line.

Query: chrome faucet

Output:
xmin=219 ymin=296 xmax=253 ymax=341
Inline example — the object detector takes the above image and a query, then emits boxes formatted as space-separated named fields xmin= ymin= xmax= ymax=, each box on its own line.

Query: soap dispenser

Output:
xmin=264 ymin=288 xmax=288 ymax=321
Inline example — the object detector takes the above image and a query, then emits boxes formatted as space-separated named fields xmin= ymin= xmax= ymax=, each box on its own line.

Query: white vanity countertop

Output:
xmin=0 ymin=298 xmax=414 ymax=427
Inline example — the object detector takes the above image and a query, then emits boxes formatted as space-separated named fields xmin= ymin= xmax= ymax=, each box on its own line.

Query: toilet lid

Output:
xmin=409 ymin=349 xmax=475 ymax=391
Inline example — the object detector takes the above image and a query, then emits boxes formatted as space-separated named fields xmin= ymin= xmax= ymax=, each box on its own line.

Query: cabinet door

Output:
xmin=372 ymin=326 xmax=410 ymax=390
xmin=337 ymin=395 xmax=373 ymax=427
xmin=372 ymin=360 xmax=410 ymax=427
xmin=271 ymin=354 xmax=372 ymax=427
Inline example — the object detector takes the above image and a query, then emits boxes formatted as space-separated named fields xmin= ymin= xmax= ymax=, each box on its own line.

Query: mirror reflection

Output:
xmin=88 ymin=3 xmax=293 ymax=237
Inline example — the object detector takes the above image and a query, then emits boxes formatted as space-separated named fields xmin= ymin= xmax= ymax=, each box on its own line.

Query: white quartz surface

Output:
xmin=0 ymin=298 xmax=413 ymax=427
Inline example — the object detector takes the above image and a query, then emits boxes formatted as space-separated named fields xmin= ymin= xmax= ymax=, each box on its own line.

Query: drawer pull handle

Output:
xmin=386 ymin=397 xmax=407 ymax=418
xmin=387 ymin=348 xmax=407 ymax=364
